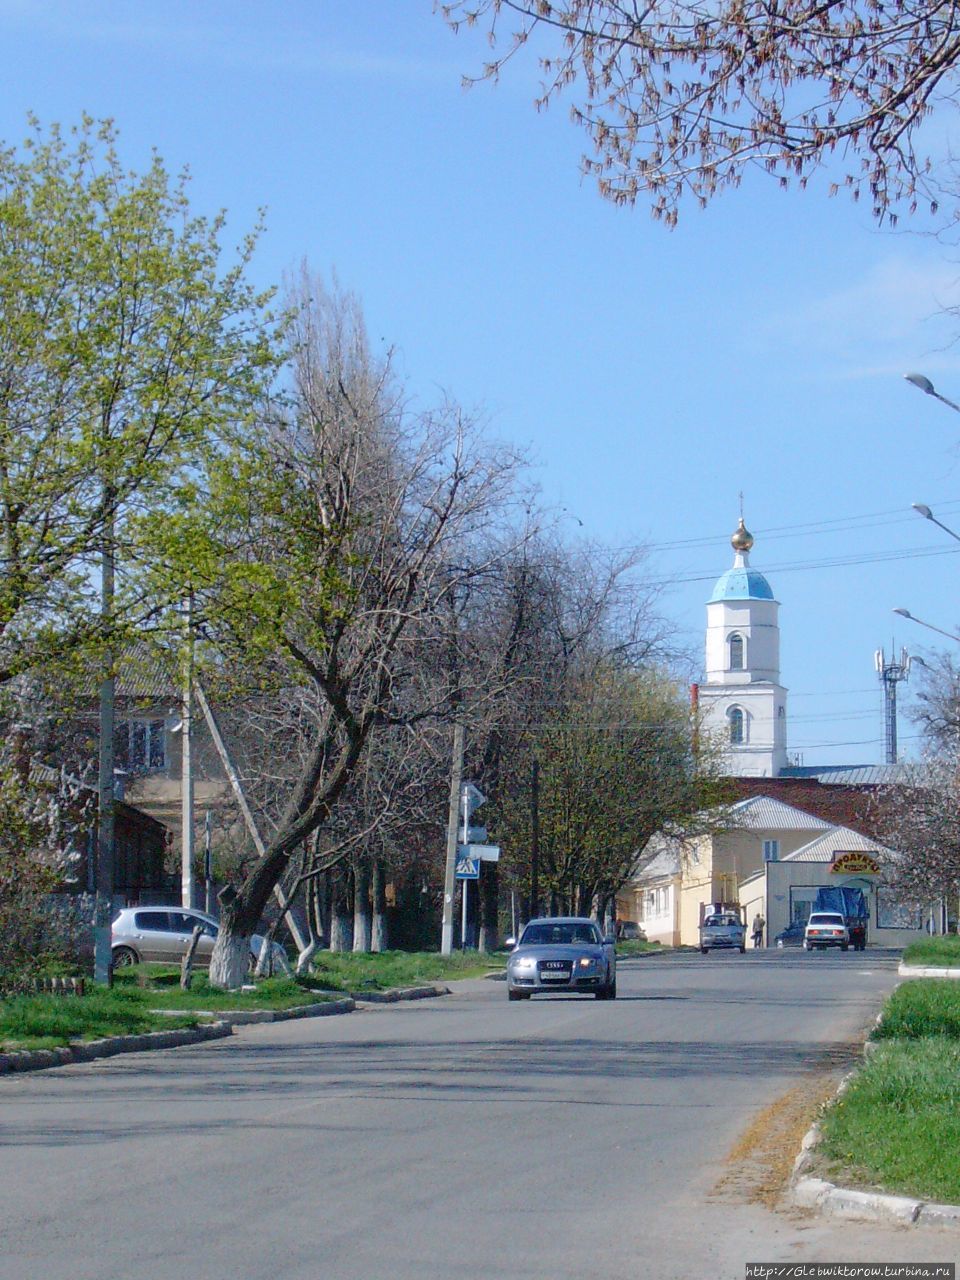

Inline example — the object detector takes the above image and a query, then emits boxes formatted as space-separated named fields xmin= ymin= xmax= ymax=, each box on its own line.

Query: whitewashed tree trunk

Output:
xmin=330 ymin=911 xmax=353 ymax=952
xmin=371 ymin=859 xmax=387 ymax=952
xmin=209 ymin=931 xmax=251 ymax=989
xmin=353 ymin=862 xmax=371 ymax=952
xmin=295 ymin=940 xmax=317 ymax=975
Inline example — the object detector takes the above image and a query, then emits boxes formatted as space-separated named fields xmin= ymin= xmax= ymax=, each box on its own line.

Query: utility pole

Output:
xmin=529 ymin=756 xmax=539 ymax=922
xmin=441 ymin=722 xmax=465 ymax=955
xmin=875 ymin=645 xmax=911 ymax=764
xmin=203 ymin=810 xmax=214 ymax=914
xmin=94 ymin=494 xmax=115 ymax=985
xmin=181 ymin=593 xmax=194 ymax=909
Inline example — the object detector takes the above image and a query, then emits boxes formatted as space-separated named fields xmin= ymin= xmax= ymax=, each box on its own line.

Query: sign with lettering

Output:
xmin=830 ymin=851 xmax=880 ymax=875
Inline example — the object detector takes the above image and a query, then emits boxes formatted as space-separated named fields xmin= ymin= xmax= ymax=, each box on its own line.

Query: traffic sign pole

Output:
xmin=441 ymin=723 xmax=464 ymax=956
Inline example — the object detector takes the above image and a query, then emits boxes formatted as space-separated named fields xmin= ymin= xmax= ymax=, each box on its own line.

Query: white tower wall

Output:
xmin=698 ymin=521 xmax=788 ymax=778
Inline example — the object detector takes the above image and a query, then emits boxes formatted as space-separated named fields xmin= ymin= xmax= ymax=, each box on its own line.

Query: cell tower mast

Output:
xmin=874 ymin=645 xmax=912 ymax=764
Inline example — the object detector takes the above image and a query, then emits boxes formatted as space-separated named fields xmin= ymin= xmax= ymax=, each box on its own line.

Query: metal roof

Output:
xmin=729 ymin=794 xmax=831 ymax=830
xmin=783 ymin=825 xmax=893 ymax=863
xmin=779 ymin=764 xmax=906 ymax=786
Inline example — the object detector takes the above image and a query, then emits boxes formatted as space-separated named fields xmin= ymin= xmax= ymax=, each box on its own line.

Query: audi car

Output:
xmin=505 ymin=916 xmax=616 ymax=1000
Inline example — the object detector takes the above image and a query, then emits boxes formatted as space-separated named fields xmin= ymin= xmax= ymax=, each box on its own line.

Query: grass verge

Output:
xmin=113 ymin=967 xmax=341 ymax=1011
xmin=306 ymin=948 xmax=504 ymax=992
xmin=615 ymin=940 xmax=667 ymax=957
xmin=871 ymin=979 xmax=960 ymax=1040
xmin=902 ymin=935 xmax=960 ymax=967
xmin=817 ymin=1038 xmax=960 ymax=1204
xmin=1 ymin=949 xmax=493 ymax=1050
xmin=0 ymin=985 xmax=199 ymax=1051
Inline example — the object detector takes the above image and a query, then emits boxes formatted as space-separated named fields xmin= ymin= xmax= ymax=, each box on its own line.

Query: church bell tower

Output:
xmin=697 ymin=517 xmax=788 ymax=777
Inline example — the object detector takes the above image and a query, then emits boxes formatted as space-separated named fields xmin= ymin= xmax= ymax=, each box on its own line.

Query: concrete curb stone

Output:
xmin=898 ymin=963 xmax=960 ymax=978
xmin=349 ymin=984 xmax=448 ymax=1003
xmin=0 ymin=1021 xmax=232 ymax=1075
xmin=1 ymin=984 xmax=448 ymax=1076
xmin=165 ymin=997 xmax=356 ymax=1025
xmin=789 ymin=1016 xmax=960 ymax=1229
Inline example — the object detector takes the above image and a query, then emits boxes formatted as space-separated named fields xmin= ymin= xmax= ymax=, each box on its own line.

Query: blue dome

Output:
xmin=709 ymin=567 xmax=774 ymax=603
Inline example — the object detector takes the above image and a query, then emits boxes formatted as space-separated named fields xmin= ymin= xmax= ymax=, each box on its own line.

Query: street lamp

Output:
xmin=912 ymin=502 xmax=960 ymax=545
xmin=893 ymin=607 xmax=960 ymax=644
xmin=904 ymin=372 xmax=960 ymax=414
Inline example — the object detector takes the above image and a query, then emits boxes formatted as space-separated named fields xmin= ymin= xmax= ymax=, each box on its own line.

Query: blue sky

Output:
xmin=5 ymin=0 xmax=960 ymax=765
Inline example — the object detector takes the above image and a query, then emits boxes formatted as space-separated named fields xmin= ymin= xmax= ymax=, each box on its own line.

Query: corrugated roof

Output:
xmin=780 ymin=764 xmax=907 ymax=786
xmin=729 ymin=794 xmax=831 ymax=830
xmin=783 ymin=825 xmax=894 ymax=863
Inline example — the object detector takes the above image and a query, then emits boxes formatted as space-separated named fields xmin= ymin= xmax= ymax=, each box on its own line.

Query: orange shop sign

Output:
xmin=830 ymin=851 xmax=880 ymax=875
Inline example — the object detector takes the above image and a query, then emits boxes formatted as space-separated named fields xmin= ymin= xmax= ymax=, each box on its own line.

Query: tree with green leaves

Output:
xmin=495 ymin=663 xmax=727 ymax=927
xmin=0 ymin=115 xmax=277 ymax=680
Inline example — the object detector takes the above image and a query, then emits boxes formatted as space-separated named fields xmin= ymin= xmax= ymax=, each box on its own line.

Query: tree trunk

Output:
xmin=478 ymin=861 xmax=499 ymax=953
xmin=353 ymin=859 xmax=372 ymax=952
xmin=371 ymin=858 xmax=388 ymax=952
xmin=209 ymin=930 xmax=251 ymax=989
xmin=180 ymin=926 xmax=204 ymax=990
xmin=329 ymin=868 xmax=353 ymax=952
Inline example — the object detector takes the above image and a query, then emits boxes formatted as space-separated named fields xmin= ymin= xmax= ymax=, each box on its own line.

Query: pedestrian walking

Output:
xmin=752 ymin=913 xmax=765 ymax=948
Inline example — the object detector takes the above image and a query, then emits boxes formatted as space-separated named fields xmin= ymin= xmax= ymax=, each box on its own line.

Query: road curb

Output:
xmin=0 ymin=1021 xmax=233 ymax=1075
xmin=898 ymin=963 xmax=960 ymax=979
xmin=789 ymin=1017 xmax=960 ymax=1228
xmin=350 ymin=983 xmax=448 ymax=1003
xmin=0 ymin=985 xmax=451 ymax=1075
xmin=160 ymin=997 xmax=358 ymax=1025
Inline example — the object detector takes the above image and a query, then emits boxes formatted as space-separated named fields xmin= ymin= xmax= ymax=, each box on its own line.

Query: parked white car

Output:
xmin=803 ymin=911 xmax=850 ymax=952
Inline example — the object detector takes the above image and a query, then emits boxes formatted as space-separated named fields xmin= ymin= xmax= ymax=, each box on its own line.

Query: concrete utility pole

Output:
xmin=193 ymin=681 xmax=309 ymax=953
xmin=94 ymin=498 xmax=116 ymax=985
xmin=529 ymin=757 xmax=539 ymax=922
xmin=181 ymin=593 xmax=194 ymax=909
xmin=441 ymin=722 xmax=465 ymax=956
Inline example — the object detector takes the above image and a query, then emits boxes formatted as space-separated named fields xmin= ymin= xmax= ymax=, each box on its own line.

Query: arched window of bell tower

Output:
xmin=729 ymin=706 xmax=745 ymax=745
xmin=728 ymin=633 xmax=745 ymax=670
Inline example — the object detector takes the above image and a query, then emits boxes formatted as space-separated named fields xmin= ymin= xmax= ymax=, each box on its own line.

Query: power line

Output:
xmin=651 ymin=542 xmax=960 ymax=590
xmin=643 ymin=499 xmax=960 ymax=554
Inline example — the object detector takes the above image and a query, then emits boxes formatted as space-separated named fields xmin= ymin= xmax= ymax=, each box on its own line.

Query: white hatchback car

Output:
xmin=803 ymin=911 xmax=850 ymax=952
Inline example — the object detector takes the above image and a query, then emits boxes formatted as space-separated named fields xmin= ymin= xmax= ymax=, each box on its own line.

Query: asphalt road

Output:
xmin=1 ymin=949 xmax=955 ymax=1280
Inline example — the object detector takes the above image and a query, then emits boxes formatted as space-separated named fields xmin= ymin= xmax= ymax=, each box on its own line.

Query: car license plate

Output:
xmin=540 ymin=966 xmax=571 ymax=979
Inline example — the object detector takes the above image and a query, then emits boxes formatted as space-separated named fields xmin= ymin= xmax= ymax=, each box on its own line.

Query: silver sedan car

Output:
xmin=505 ymin=916 xmax=616 ymax=1000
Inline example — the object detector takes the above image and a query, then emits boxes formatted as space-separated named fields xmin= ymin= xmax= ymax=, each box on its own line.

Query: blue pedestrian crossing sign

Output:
xmin=455 ymin=852 xmax=480 ymax=880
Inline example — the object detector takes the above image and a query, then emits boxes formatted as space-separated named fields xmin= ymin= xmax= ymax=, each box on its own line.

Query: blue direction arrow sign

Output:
xmin=455 ymin=852 xmax=480 ymax=880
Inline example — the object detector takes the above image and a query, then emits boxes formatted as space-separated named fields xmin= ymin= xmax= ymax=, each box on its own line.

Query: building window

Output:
xmin=728 ymin=633 xmax=744 ymax=670
xmin=763 ymin=839 xmax=779 ymax=862
xmin=117 ymin=719 xmax=166 ymax=771
xmin=729 ymin=706 xmax=744 ymax=745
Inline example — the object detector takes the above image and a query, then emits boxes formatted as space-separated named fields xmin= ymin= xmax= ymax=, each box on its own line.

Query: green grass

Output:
xmin=110 ymin=967 xmax=339 ymax=1011
xmin=872 ymin=980 xmax=960 ymax=1040
xmin=818 ymin=1040 xmax=960 ymax=1204
xmin=305 ymin=948 xmax=504 ymax=992
xmin=615 ymin=939 xmax=667 ymax=957
xmin=0 ymin=950 xmax=500 ymax=1049
xmin=0 ymin=985 xmax=198 ymax=1051
xmin=903 ymin=935 xmax=960 ymax=967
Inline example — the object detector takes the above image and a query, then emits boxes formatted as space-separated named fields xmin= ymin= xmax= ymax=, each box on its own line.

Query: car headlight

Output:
xmin=511 ymin=956 xmax=536 ymax=970
xmin=578 ymin=956 xmax=598 ymax=969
